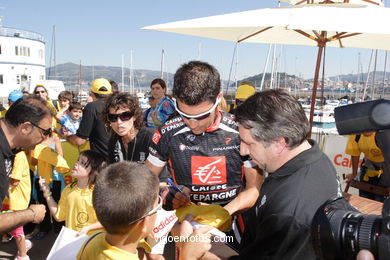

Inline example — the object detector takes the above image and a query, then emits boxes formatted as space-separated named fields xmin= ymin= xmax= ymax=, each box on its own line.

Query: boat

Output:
xmin=0 ymin=24 xmax=46 ymax=97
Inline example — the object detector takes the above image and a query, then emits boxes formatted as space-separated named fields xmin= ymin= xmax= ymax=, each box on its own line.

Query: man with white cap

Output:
xmin=67 ymin=78 xmax=112 ymax=157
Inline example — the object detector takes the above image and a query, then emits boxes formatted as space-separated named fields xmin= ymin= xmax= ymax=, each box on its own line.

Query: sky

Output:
xmin=0 ymin=0 xmax=389 ymax=81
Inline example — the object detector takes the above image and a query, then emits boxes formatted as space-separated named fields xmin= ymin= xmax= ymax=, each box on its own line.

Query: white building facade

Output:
xmin=0 ymin=26 xmax=45 ymax=98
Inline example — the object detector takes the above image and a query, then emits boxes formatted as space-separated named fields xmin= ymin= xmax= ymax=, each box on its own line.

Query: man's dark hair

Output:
xmin=236 ymin=89 xmax=309 ymax=148
xmin=93 ymin=161 xmax=159 ymax=235
xmin=5 ymin=96 xmax=52 ymax=127
xmin=58 ymin=91 xmax=73 ymax=102
xmin=69 ymin=101 xmax=83 ymax=112
xmin=110 ymin=80 xmax=119 ymax=93
xmin=173 ymin=61 xmax=220 ymax=105
xmin=92 ymin=92 xmax=111 ymax=99
xmin=102 ymin=92 xmax=144 ymax=131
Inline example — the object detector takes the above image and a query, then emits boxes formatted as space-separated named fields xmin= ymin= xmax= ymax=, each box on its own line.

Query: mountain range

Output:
xmin=46 ymin=62 xmax=389 ymax=92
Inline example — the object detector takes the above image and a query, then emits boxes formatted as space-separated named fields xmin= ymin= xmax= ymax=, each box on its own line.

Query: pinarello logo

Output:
xmin=191 ymin=156 xmax=227 ymax=185
xmin=152 ymin=130 xmax=162 ymax=144
xmin=225 ymin=138 xmax=232 ymax=145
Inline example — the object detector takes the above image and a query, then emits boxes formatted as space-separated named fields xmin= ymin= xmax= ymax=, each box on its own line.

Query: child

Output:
xmin=57 ymin=102 xmax=83 ymax=137
xmin=76 ymin=161 xmax=211 ymax=260
xmin=55 ymin=90 xmax=73 ymax=114
xmin=32 ymin=136 xmax=68 ymax=239
xmin=2 ymin=151 xmax=32 ymax=260
xmin=39 ymin=150 xmax=107 ymax=235
xmin=77 ymin=161 xmax=160 ymax=259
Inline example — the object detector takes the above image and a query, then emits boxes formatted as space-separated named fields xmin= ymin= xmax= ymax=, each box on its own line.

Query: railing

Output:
xmin=0 ymin=26 xmax=44 ymax=42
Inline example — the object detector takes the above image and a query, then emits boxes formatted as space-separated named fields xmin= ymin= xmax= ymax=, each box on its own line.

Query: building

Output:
xmin=0 ymin=25 xmax=45 ymax=97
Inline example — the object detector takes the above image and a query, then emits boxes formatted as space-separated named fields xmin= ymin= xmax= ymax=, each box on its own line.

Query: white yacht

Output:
xmin=0 ymin=24 xmax=45 ymax=97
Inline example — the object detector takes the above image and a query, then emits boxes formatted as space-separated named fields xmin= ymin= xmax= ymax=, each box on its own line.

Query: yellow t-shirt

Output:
xmin=345 ymin=134 xmax=384 ymax=163
xmin=0 ymin=109 xmax=7 ymax=119
xmin=55 ymin=184 xmax=98 ymax=232
xmin=32 ymin=144 xmax=69 ymax=183
xmin=8 ymin=151 xmax=31 ymax=211
xmin=77 ymin=232 xmax=138 ymax=260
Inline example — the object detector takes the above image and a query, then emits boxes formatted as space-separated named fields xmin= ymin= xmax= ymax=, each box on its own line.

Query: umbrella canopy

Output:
xmin=142 ymin=3 xmax=390 ymax=135
xmin=279 ymin=0 xmax=383 ymax=6
xmin=143 ymin=4 xmax=390 ymax=50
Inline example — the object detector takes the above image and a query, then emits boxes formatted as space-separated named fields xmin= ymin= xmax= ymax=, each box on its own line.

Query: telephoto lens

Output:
xmin=311 ymin=197 xmax=390 ymax=260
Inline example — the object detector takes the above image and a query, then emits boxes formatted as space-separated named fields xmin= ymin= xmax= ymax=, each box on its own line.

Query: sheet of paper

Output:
xmin=47 ymin=226 xmax=89 ymax=260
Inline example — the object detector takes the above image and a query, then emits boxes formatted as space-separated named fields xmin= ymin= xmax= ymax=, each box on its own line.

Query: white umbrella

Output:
xmin=142 ymin=3 xmax=390 ymax=134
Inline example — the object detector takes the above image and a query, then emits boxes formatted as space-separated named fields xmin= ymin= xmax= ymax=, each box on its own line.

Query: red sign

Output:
xmin=191 ymin=156 xmax=227 ymax=185
xmin=152 ymin=130 xmax=162 ymax=145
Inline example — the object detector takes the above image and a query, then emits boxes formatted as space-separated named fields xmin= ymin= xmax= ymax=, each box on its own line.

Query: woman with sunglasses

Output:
xmin=145 ymin=78 xmax=175 ymax=128
xmin=103 ymin=92 xmax=154 ymax=164
xmin=33 ymin=85 xmax=58 ymax=115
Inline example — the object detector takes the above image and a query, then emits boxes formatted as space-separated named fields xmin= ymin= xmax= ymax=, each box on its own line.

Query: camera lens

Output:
xmin=311 ymin=197 xmax=382 ymax=260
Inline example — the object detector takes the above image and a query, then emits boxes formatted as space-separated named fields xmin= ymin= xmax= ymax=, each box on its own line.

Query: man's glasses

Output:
xmin=30 ymin=122 xmax=52 ymax=136
xmin=107 ymin=111 xmax=134 ymax=123
xmin=35 ymin=90 xmax=46 ymax=94
xmin=128 ymin=195 xmax=162 ymax=225
xmin=172 ymin=97 xmax=221 ymax=121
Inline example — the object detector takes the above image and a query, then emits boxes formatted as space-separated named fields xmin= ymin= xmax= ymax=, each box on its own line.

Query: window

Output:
xmin=15 ymin=46 xmax=31 ymax=56
xmin=0 ymin=75 xmax=3 ymax=84
xmin=38 ymin=49 xmax=43 ymax=59
xmin=16 ymin=75 xmax=20 ymax=84
xmin=0 ymin=45 xmax=2 ymax=55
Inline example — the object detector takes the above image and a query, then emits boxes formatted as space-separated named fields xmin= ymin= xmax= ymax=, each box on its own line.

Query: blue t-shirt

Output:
xmin=146 ymin=96 xmax=175 ymax=128
xmin=60 ymin=114 xmax=82 ymax=135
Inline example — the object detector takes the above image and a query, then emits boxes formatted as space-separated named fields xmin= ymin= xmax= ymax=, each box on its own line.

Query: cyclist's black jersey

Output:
xmin=148 ymin=110 xmax=253 ymax=205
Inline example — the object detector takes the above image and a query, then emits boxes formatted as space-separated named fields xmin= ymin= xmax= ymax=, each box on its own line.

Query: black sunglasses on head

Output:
xmin=107 ymin=111 xmax=134 ymax=123
xmin=30 ymin=122 xmax=52 ymax=136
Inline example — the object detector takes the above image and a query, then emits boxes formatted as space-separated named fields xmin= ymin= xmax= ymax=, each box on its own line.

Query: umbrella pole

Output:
xmin=308 ymin=44 xmax=325 ymax=138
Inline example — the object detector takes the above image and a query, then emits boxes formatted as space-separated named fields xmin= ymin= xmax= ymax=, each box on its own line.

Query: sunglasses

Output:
xmin=35 ymin=90 xmax=46 ymax=94
xmin=30 ymin=122 xmax=52 ymax=136
xmin=128 ymin=195 xmax=162 ymax=225
xmin=172 ymin=97 xmax=221 ymax=121
xmin=107 ymin=110 xmax=134 ymax=123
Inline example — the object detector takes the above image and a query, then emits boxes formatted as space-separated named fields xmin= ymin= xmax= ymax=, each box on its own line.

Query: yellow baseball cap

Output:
xmin=235 ymin=83 xmax=255 ymax=99
xmin=91 ymin=78 xmax=112 ymax=94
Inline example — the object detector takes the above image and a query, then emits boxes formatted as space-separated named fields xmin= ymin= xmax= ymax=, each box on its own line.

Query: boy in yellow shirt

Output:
xmin=77 ymin=161 xmax=159 ymax=259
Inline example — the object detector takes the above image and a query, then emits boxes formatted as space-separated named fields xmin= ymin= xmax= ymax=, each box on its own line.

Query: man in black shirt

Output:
xmin=67 ymin=78 xmax=112 ymax=158
xmin=233 ymin=89 xmax=341 ymax=259
xmin=0 ymin=96 xmax=48 ymax=232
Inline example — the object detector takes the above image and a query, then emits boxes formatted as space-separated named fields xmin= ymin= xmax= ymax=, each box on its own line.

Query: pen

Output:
xmin=167 ymin=178 xmax=194 ymax=205
xmin=167 ymin=178 xmax=183 ymax=193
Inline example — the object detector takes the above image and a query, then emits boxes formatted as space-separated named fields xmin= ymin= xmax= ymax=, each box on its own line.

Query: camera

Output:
xmin=311 ymin=99 xmax=390 ymax=259
xmin=311 ymin=197 xmax=390 ymax=260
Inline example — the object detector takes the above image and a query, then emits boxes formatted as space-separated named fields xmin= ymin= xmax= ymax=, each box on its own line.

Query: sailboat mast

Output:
xmin=130 ymin=51 xmax=134 ymax=94
xmin=79 ymin=60 xmax=82 ymax=100
xmin=160 ymin=49 xmax=164 ymax=80
xmin=371 ymin=50 xmax=378 ymax=100
xmin=121 ymin=54 xmax=125 ymax=92
xmin=383 ymin=51 xmax=388 ymax=98
xmin=53 ymin=25 xmax=56 ymax=79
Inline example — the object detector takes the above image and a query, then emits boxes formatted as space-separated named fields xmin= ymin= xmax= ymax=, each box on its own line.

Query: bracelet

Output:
xmin=43 ymin=191 xmax=52 ymax=198
xmin=28 ymin=208 xmax=36 ymax=222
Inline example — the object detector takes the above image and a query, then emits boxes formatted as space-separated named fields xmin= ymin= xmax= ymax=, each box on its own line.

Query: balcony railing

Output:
xmin=0 ymin=26 xmax=44 ymax=42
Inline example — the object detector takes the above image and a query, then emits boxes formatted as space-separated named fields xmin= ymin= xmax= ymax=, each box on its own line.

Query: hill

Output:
xmin=46 ymin=62 xmax=174 ymax=91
